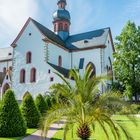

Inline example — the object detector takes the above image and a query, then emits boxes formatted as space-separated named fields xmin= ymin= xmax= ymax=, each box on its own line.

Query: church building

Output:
xmin=0 ymin=0 xmax=114 ymax=100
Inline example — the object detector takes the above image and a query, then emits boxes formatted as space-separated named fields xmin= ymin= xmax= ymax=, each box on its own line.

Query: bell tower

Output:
xmin=53 ymin=0 xmax=71 ymax=40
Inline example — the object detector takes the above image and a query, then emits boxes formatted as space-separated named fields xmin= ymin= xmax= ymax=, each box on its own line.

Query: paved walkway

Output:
xmin=22 ymin=121 xmax=65 ymax=140
xmin=136 ymin=114 xmax=140 ymax=118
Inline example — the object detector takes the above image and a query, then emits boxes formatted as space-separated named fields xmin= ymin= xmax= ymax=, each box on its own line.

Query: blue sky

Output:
xmin=0 ymin=0 xmax=140 ymax=48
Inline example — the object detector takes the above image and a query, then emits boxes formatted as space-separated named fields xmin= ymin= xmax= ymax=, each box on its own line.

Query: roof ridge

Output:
xmin=69 ymin=27 xmax=110 ymax=38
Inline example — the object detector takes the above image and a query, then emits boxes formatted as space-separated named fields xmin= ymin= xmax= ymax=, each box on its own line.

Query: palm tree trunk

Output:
xmin=77 ymin=124 xmax=91 ymax=140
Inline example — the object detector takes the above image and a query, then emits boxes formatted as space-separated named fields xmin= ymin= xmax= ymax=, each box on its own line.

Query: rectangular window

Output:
xmin=48 ymin=69 xmax=51 ymax=74
xmin=79 ymin=58 xmax=84 ymax=69
xmin=50 ymin=77 xmax=54 ymax=82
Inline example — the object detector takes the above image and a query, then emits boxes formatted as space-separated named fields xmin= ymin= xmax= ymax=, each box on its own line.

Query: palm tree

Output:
xmin=41 ymin=65 xmax=134 ymax=140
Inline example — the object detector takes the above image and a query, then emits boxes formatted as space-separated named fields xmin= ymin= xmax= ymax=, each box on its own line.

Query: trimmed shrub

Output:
xmin=21 ymin=93 xmax=40 ymax=128
xmin=0 ymin=89 xmax=27 ymax=137
xmin=45 ymin=96 xmax=52 ymax=108
xmin=45 ymin=95 xmax=57 ymax=110
xmin=35 ymin=94 xmax=47 ymax=116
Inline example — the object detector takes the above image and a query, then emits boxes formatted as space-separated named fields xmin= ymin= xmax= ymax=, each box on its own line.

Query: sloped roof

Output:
xmin=0 ymin=47 xmax=13 ymax=61
xmin=31 ymin=19 xmax=67 ymax=48
xmin=48 ymin=62 xmax=70 ymax=77
xmin=66 ymin=28 xmax=110 ymax=50
xmin=11 ymin=18 xmax=67 ymax=49
xmin=11 ymin=17 xmax=113 ymax=51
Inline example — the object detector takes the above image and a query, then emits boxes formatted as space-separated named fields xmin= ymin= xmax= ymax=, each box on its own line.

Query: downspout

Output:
xmin=70 ymin=51 xmax=73 ymax=69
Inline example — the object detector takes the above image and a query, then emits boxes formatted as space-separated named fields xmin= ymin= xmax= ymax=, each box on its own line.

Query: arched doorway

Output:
xmin=2 ymin=83 xmax=10 ymax=95
xmin=86 ymin=62 xmax=96 ymax=78
xmin=108 ymin=57 xmax=113 ymax=81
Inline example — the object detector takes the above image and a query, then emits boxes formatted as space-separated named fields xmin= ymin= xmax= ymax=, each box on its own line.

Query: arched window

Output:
xmin=86 ymin=62 xmax=96 ymax=78
xmin=3 ymin=67 xmax=6 ymax=74
xmin=58 ymin=55 xmax=62 ymax=67
xmin=59 ymin=23 xmax=63 ymax=31
xmin=26 ymin=52 xmax=32 ymax=64
xmin=20 ymin=69 xmax=25 ymax=83
xmin=30 ymin=68 xmax=36 ymax=83
xmin=108 ymin=57 xmax=113 ymax=79
xmin=64 ymin=24 xmax=68 ymax=31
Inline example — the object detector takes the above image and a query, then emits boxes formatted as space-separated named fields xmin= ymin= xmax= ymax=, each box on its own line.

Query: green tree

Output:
xmin=45 ymin=96 xmax=52 ymax=108
xmin=0 ymin=89 xmax=26 ymax=137
xmin=35 ymin=94 xmax=47 ymax=116
xmin=113 ymin=21 xmax=140 ymax=101
xmin=41 ymin=66 xmax=134 ymax=140
xmin=21 ymin=93 xmax=40 ymax=128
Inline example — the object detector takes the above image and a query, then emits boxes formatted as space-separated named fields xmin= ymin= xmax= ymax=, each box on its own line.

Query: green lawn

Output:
xmin=0 ymin=129 xmax=37 ymax=140
xmin=51 ymin=116 xmax=140 ymax=140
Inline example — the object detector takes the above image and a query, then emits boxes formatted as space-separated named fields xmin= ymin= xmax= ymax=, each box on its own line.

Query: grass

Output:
xmin=0 ymin=129 xmax=37 ymax=140
xmin=51 ymin=116 xmax=140 ymax=140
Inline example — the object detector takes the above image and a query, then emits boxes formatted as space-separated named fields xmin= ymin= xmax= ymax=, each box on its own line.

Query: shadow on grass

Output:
xmin=51 ymin=138 xmax=61 ymax=140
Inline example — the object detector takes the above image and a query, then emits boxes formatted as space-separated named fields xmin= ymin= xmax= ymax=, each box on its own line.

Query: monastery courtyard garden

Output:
xmin=0 ymin=67 xmax=140 ymax=140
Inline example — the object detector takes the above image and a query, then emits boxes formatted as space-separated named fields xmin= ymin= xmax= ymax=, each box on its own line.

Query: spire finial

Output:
xmin=57 ymin=0 xmax=67 ymax=9
xmin=57 ymin=0 xmax=67 ymax=5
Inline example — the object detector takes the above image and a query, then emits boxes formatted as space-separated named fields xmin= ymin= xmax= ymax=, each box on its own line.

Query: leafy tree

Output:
xmin=113 ymin=21 xmax=140 ymax=101
xmin=35 ymin=94 xmax=47 ymax=116
xmin=41 ymin=66 xmax=134 ymax=140
xmin=0 ymin=89 xmax=26 ymax=137
xmin=45 ymin=96 xmax=52 ymax=108
xmin=21 ymin=93 xmax=40 ymax=128
xmin=44 ymin=95 xmax=57 ymax=110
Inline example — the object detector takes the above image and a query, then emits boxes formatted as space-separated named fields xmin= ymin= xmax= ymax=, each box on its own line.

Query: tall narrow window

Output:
xmin=26 ymin=52 xmax=32 ymax=64
xmin=3 ymin=67 xmax=6 ymax=74
xmin=20 ymin=69 xmax=25 ymax=83
xmin=30 ymin=68 xmax=36 ymax=83
xmin=54 ymin=24 xmax=57 ymax=32
xmin=64 ymin=24 xmax=68 ymax=31
xmin=59 ymin=23 xmax=63 ymax=31
xmin=58 ymin=55 xmax=62 ymax=67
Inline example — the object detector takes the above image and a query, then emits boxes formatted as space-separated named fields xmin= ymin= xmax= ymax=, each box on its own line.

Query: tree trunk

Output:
xmin=134 ymin=92 xmax=138 ymax=103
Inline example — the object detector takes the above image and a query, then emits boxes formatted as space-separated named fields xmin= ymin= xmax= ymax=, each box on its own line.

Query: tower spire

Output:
xmin=53 ymin=0 xmax=71 ymax=40
xmin=57 ymin=0 xmax=67 ymax=8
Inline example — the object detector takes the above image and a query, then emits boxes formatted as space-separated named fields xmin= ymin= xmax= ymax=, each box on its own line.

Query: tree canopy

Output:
xmin=0 ymin=89 xmax=26 ymax=137
xmin=21 ymin=93 xmax=40 ymax=128
xmin=113 ymin=21 xmax=140 ymax=100
xmin=35 ymin=94 xmax=47 ymax=116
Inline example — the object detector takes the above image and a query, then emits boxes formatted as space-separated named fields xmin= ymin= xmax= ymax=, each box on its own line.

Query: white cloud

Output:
xmin=0 ymin=0 xmax=39 ymax=47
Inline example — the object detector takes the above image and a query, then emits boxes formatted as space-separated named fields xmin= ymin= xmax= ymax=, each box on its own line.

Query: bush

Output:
xmin=21 ymin=93 xmax=40 ymax=128
xmin=131 ymin=104 xmax=140 ymax=114
xmin=0 ymin=89 xmax=27 ymax=137
xmin=45 ymin=96 xmax=52 ymax=108
xmin=35 ymin=94 xmax=47 ymax=116
xmin=117 ymin=103 xmax=140 ymax=115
